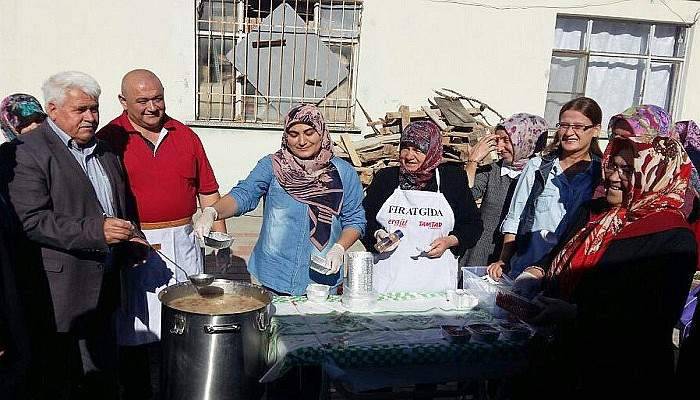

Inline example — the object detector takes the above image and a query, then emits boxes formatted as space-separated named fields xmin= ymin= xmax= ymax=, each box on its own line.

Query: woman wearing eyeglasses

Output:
xmin=518 ymin=135 xmax=696 ymax=398
xmin=487 ymin=97 xmax=603 ymax=282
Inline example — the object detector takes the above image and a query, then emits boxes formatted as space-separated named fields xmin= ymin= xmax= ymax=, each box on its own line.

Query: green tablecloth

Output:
xmin=261 ymin=291 xmax=531 ymax=387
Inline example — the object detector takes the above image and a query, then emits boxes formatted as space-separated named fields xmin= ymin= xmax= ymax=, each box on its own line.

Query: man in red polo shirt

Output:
xmin=98 ymin=69 xmax=229 ymax=398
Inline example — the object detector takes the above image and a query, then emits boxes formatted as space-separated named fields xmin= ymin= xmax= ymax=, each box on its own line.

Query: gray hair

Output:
xmin=41 ymin=71 xmax=101 ymax=106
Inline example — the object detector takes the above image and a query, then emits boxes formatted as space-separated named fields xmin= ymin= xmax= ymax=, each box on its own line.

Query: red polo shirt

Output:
xmin=98 ymin=112 xmax=219 ymax=223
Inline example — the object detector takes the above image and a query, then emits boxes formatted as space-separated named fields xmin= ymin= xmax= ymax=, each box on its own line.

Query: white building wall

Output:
xmin=2 ymin=0 xmax=700 ymax=190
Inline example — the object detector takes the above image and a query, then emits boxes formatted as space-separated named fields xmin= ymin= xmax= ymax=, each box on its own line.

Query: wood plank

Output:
xmin=399 ymin=105 xmax=411 ymax=130
xmin=434 ymin=97 xmax=477 ymax=127
xmin=360 ymin=150 xmax=390 ymax=163
xmin=385 ymin=110 xmax=427 ymax=119
xmin=421 ymin=106 xmax=449 ymax=131
xmin=352 ymin=134 xmax=401 ymax=150
xmin=340 ymin=134 xmax=363 ymax=167
xmin=360 ymin=145 xmax=399 ymax=163
xmin=356 ymin=99 xmax=381 ymax=136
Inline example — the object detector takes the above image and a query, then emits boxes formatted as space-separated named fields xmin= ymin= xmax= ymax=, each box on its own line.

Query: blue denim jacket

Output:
xmin=500 ymin=155 xmax=600 ymax=277
xmin=229 ymin=155 xmax=366 ymax=295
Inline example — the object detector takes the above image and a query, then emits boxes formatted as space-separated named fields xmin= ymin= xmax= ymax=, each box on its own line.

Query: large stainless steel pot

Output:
xmin=159 ymin=279 xmax=272 ymax=400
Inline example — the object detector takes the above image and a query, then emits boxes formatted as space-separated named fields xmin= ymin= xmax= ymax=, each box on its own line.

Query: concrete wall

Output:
xmin=357 ymin=0 xmax=700 ymax=125
xmin=2 ymin=0 xmax=700 ymax=191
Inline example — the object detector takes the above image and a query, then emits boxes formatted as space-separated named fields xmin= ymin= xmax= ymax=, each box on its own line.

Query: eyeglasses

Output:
xmin=556 ymin=123 xmax=595 ymax=134
xmin=603 ymin=163 xmax=634 ymax=179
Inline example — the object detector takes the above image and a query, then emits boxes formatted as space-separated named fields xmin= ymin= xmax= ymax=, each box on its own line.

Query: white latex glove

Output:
xmin=373 ymin=229 xmax=399 ymax=253
xmin=195 ymin=207 xmax=218 ymax=240
xmin=512 ymin=270 xmax=543 ymax=300
xmin=325 ymin=243 xmax=345 ymax=275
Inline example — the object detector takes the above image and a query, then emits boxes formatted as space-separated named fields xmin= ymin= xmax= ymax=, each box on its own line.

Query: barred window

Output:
xmin=196 ymin=0 xmax=363 ymax=127
xmin=545 ymin=16 xmax=688 ymax=127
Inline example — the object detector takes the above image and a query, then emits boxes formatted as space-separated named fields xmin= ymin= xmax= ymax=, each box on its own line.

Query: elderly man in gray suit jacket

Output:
xmin=3 ymin=71 xmax=144 ymax=400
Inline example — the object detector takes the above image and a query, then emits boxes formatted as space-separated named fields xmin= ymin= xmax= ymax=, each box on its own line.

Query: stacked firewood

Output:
xmin=333 ymin=89 xmax=505 ymax=186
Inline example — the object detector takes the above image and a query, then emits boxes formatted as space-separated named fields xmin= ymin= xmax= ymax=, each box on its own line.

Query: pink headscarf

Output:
xmin=271 ymin=104 xmax=343 ymax=250
xmin=498 ymin=113 xmax=548 ymax=171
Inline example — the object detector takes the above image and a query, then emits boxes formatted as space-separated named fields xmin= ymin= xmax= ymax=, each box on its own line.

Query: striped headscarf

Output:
xmin=271 ymin=104 xmax=343 ymax=251
xmin=548 ymin=135 xmax=691 ymax=299
xmin=498 ymin=113 xmax=548 ymax=171
xmin=399 ymin=121 xmax=443 ymax=190
xmin=0 ymin=93 xmax=46 ymax=144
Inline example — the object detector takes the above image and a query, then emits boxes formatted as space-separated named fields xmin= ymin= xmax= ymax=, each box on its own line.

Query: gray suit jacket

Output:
xmin=5 ymin=121 xmax=128 ymax=333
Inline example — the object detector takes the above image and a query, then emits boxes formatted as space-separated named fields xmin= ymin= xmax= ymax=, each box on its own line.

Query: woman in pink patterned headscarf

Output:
xmin=194 ymin=104 xmax=366 ymax=296
xmin=462 ymin=113 xmax=548 ymax=267
xmin=271 ymin=104 xmax=345 ymax=251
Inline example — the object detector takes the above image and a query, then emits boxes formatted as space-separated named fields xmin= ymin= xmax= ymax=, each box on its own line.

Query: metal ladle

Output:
xmin=131 ymin=227 xmax=216 ymax=290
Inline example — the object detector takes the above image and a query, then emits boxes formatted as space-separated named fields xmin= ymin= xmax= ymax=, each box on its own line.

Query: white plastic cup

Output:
xmin=306 ymin=283 xmax=330 ymax=302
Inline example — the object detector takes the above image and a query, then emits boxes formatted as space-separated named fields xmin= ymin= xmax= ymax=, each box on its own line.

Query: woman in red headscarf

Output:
xmin=361 ymin=121 xmax=483 ymax=293
xmin=519 ymin=135 xmax=697 ymax=398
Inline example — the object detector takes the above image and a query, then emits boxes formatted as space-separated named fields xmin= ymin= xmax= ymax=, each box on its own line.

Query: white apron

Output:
xmin=373 ymin=170 xmax=458 ymax=293
xmin=115 ymin=223 xmax=202 ymax=346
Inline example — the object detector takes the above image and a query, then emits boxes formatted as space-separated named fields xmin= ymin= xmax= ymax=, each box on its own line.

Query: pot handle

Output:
xmin=203 ymin=323 xmax=241 ymax=334
xmin=170 ymin=314 xmax=186 ymax=335
xmin=257 ymin=310 xmax=270 ymax=332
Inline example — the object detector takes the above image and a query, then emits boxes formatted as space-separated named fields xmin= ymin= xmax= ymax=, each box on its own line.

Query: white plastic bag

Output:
xmin=461 ymin=270 xmax=509 ymax=317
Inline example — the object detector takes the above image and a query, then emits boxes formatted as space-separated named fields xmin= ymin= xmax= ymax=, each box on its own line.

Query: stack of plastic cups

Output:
xmin=342 ymin=251 xmax=378 ymax=311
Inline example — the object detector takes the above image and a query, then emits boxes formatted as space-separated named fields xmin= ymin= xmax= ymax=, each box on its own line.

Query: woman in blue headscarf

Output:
xmin=0 ymin=93 xmax=47 ymax=143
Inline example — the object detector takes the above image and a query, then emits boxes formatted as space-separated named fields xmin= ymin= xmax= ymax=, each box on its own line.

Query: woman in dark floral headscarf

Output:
xmin=362 ymin=120 xmax=483 ymax=293
xmin=194 ymin=104 xmax=365 ymax=296
xmin=0 ymin=94 xmax=46 ymax=143
xmin=397 ymin=121 xmax=444 ymax=190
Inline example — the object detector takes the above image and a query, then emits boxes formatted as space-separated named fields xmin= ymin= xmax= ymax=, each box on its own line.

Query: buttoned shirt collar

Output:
xmin=118 ymin=112 xmax=172 ymax=155
xmin=47 ymin=118 xmax=97 ymax=153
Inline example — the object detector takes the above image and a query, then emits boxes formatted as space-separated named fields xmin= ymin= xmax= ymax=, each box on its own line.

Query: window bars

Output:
xmin=545 ymin=16 xmax=687 ymax=128
xmin=196 ymin=0 xmax=363 ymax=127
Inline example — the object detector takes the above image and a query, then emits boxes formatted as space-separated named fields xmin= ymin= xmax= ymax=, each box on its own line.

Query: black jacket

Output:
xmin=538 ymin=199 xmax=696 ymax=397
xmin=3 ymin=122 xmax=129 ymax=333
xmin=361 ymin=163 xmax=483 ymax=256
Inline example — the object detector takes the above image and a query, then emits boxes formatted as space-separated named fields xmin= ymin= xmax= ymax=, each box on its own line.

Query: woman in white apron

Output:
xmin=362 ymin=121 xmax=483 ymax=293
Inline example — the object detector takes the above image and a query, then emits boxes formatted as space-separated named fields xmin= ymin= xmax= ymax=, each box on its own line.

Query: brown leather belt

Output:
xmin=140 ymin=217 xmax=192 ymax=230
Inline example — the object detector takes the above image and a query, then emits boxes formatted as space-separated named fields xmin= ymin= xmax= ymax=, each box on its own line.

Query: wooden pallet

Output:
xmin=334 ymin=93 xmax=501 ymax=186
